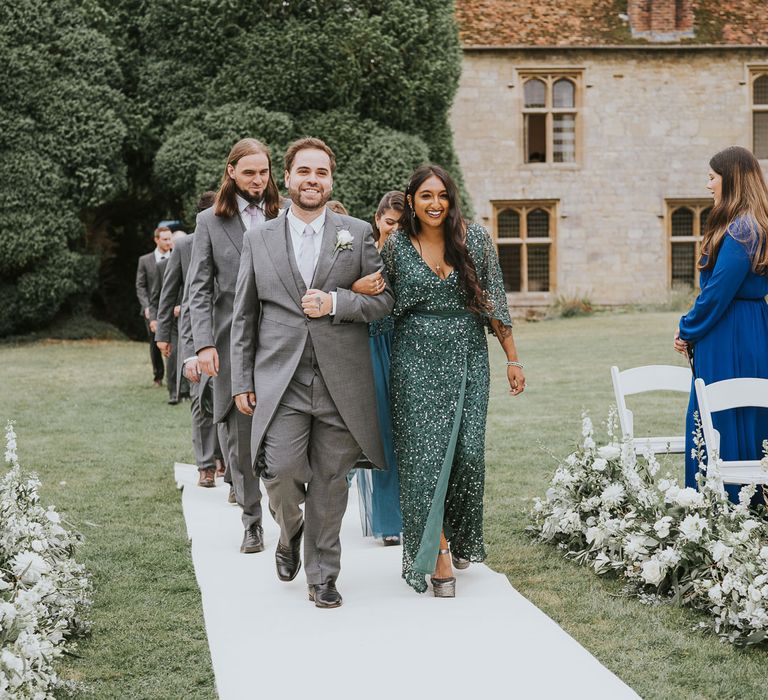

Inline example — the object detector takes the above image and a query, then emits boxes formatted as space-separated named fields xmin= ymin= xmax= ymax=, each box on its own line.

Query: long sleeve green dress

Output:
xmin=380 ymin=223 xmax=512 ymax=593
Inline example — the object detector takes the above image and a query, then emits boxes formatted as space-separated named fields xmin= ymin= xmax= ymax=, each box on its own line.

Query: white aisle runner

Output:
xmin=175 ymin=463 xmax=638 ymax=700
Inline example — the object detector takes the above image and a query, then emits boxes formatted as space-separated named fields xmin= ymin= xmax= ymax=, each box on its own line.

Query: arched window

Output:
xmin=553 ymin=79 xmax=575 ymax=108
xmin=524 ymin=79 xmax=546 ymax=108
xmin=497 ymin=209 xmax=520 ymax=238
xmin=671 ymin=207 xmax=694 ymax=237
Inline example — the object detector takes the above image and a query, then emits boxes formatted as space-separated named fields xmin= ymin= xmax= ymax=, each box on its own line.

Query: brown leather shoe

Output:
xmin=215 ymin=459 xmax=226 ymax=478
xmin=197 ymin=467 xmax=216 ymax=488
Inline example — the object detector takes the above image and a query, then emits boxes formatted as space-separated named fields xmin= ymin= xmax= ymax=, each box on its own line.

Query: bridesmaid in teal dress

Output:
xmin=380 ymin=165 xmax=526 ymax=596
xmin=674 ymin=146 xmax=768 ymax=502
xmin=352 ymin=192 xmax=405 ymax=544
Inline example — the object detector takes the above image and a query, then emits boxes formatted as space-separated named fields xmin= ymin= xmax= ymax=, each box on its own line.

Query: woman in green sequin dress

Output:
xmin=380 ymin=165 xmax=525 ymax=595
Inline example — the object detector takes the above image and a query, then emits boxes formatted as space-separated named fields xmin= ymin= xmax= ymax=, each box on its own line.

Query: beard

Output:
xmin=234 ymin=184 xmax=265 ymax=206
xmin=288 ymin=184 xmax=331 ymax=212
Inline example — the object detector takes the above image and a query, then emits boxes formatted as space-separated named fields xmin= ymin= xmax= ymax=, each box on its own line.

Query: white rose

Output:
xmin=591 ymin=458 xmax=608 ymax=472
xmin=675 ymin=487 xmax=706 ymax=509
xmin=759 ymin=546 xmax=768 ymax=561
xmin=336 ymin=229 xmax=353 ymax=245
xmin=597 ymin=444 xmax=621 ymax=460
xmin=624 ymin=534 xmax=650 ymax=559
xmin=658 ymin=547 xmax=680 ymax=566
xmin=679 ymin=514 xmax=707 ymax=542
xmin=45 ymin=509 xmax=61 ymax=524
xmin=641 ymin=558 xmax=665 ymax=586
xmin=654 ymin=516 xmax=673 ymax=539
xmin=708 ymin=582 xmax=723 ymax=604
xmin=600 ymin=483 xmax=625 ymax=508
xmin=11 ymin=551 xmax=49 ymax=584
xmin=1 ymin=649 xmax=23 ymax=675
xmin=709 ymin=540 xmax=733 ymax=565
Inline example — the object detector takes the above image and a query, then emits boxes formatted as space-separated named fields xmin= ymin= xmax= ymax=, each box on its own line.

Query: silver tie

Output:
xmin=298 ymin=224 xmax=316 ymax=288
xmin=245 ymin=204 xmax=264 ymax=230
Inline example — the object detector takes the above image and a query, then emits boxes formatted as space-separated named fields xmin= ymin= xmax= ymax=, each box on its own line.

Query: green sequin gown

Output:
xmin=380 ymin=223 xmax=512 ymax=593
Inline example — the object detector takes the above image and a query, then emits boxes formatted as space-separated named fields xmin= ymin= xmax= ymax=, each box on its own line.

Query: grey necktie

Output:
xmin=245 ymin=204 xmax=265 ymax=230
xmin=298 ymin=224 xmax=316 ymax=288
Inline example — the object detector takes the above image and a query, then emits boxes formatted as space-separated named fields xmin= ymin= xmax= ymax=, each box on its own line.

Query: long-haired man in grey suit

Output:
xmin=231 ymin=138 xmax=394 ymax=608
xmin=188 ymin=139 xmax=282 ymax=554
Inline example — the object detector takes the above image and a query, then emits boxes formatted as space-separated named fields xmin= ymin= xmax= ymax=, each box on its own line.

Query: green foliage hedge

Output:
xmin=1 ymin=0 xmax=466 ymax=336
xmin=0 ymin=0 xmax=126 ymax=335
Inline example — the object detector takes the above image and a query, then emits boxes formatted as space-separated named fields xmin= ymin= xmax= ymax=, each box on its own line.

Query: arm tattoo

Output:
xmin=496 ymin=324 xmax=512 ymax=340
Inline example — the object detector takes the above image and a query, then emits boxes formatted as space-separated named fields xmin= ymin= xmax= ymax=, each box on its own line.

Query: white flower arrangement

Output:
xmin=334 ymin=229 xmax=353 ymax=252
xmin=0 ymin=422 xmax=91 ymax=697
xmin=530 ymin=407 xmax=768 ymax=646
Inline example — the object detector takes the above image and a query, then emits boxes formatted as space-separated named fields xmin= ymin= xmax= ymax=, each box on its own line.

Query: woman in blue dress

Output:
xmin=675 ymin=146 xmax=768 ymax=501
xmin=351 ymin=192 xmax=405 ymax=544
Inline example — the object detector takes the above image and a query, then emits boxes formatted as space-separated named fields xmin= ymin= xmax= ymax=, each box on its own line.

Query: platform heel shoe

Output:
xmin=430 ymin=548 xmax=456 ymax=598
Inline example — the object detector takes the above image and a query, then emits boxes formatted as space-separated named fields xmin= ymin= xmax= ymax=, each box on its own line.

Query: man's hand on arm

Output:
xmin=234 ymin=392 xmax=256 ymax=416
xmin=198 ymin=346 xmax=219 ymax=377
xmin=173 ymin=305 xmax=181 ymax=318
xmin=302 ymin=289 xmax=334 ymax=318
xmin=149 ymin=319 xmax=158 ymax=333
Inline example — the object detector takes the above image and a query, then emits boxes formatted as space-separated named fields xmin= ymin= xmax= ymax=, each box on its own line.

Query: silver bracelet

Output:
xmin=506 ymin=361 xmax=524 ymax=368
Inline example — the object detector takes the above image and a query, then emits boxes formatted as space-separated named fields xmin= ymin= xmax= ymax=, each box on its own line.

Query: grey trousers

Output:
xmin=189 ymin=379 xmax=217 ymax=471
xmin=225 ymin=406 xmax=262 ymax=529
xmin=262 ymin=373 xmax=361 ymax=585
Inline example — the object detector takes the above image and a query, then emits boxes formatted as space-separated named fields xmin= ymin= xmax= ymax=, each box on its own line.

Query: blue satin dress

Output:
xmin=356 ymin=317 xmax=403 ymax=539
xmin=678 ymin=216 xmax=768 ymax=501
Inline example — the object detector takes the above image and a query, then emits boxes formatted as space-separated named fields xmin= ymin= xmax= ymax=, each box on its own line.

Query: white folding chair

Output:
xmin=611 ymin=365 xmax=692 ymax=455
xmin=694 ymin=377 xmax=768 ymax=484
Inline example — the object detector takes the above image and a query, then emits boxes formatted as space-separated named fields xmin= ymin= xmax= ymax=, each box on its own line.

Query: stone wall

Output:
xmin=450 ymin=48 xmax=768 ymax=305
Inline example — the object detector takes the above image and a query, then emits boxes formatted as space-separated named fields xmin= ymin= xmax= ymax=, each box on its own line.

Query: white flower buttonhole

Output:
xmin=335 ymin=229 xmax=354 ymax=252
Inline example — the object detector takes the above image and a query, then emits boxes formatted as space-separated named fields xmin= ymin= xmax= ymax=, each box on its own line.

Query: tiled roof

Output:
xmin=455 ymin=0 xmax=768 ymax=47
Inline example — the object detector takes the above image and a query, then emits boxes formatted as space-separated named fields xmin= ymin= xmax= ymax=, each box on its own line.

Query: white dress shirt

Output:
xmin=286 ymin=207 xmax=336 ymax=315
xmin=237 ymin=194 xmax=265 ymax=230
xmin=153 ymin=247 xmax=169 ymax=264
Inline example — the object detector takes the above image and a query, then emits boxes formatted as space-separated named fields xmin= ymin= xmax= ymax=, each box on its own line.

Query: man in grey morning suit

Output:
xmin=188 ymin=138 xmax=282 ymax=554
xmin=150 ymin=230 xmax=187 ymax=404
xmin=155 ymin=217 xmax=220 ymax=488
xmin=231 ymin=138 xmax=394 ymax=608
xmin=135 ymin=226 xmax=172 ymax=386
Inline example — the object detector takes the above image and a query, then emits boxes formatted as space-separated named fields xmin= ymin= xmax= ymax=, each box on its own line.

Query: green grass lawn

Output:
xmin=0 ymin=310 xmax=764 ymax=699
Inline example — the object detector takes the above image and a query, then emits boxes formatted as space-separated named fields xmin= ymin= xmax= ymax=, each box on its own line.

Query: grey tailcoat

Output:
xmin=156 ymin=234 xmax=195 ymax=397
xmin=187 ymin=207 xmax=244 ymax=423
xmin=135 ymin=252 xmax=159 ymax=315
xmin=230 ymin=209 xmax=395 ymax=471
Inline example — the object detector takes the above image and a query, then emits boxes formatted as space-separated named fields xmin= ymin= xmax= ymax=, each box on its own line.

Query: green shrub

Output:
xmin=0 ymin=0 xmax=126 ymax=336
xmin=552 ymin=293 xmax=595 ymax=318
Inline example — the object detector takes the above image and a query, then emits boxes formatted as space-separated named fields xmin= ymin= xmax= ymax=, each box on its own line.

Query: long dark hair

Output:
xmin=700 ymin=146 xmax=768 ymax=273
xmin=402 ymin=165 xmax=490 ymax=314
xmin=214 ymin=138 xmax=281 ymax=220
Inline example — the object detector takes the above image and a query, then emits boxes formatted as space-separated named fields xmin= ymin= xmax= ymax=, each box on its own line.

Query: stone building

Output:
xmin=451 ymin=0 xmax=768 ymax=307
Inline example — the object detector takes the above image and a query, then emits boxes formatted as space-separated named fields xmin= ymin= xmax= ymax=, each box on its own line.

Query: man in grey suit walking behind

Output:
xmin=231 ymin=138 xmax=394 ymax=608
xmin=156 ymin=193 xmax=219 ymax=486
xmin=188 ymin=139 xmax=282 ymax=554
xmin=136 ymin=226 xmax=172 ymax=386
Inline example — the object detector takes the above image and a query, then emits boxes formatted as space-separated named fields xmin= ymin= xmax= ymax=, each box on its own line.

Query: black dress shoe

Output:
xmin=308 ymin=581 xmax=343 ymax=608
xmin=240 ymin=524 xmax=264 ymax=554
xmin=275 ymin=524 xmax=303 ymax=581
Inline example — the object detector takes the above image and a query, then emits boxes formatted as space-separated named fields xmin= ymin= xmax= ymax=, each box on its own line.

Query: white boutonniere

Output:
xmin=335 ymin=229 xmax=354 ymax=252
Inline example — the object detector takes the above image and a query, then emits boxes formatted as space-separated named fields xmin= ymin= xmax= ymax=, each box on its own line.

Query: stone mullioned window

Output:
xmin=667 ymin=200 xmax=712 ymax=289
xmin=751 ymin=69 xmax=768 ymax=160
xmin=493 ymin=201 xmax=557 ymax=294
xmin=520 ymin=71 xmax=581 ymax=165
